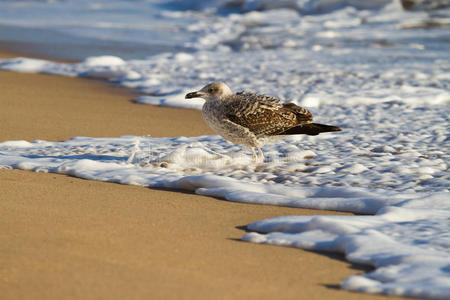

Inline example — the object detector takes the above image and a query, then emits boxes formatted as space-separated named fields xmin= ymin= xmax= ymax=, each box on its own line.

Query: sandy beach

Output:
xmin=0 ymin=50 xmax=407 ymax=300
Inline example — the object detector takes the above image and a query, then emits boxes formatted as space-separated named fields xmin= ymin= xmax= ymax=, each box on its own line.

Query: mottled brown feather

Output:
xmin=225 ymin=92 xmax=313 ymax=136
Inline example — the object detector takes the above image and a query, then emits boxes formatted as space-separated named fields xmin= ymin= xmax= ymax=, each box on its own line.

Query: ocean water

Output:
xmin=0 ymin=0 xmax=449 ymax=299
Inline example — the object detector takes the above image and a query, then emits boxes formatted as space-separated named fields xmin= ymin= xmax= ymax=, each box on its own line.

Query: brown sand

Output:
xmin=0 ymin=51 xmax=406 ymax=300
xmin=0 ymin=53 xmax=211 ymax=141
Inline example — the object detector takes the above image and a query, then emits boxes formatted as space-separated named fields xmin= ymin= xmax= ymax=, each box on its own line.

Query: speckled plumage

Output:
xmin=202 ymin=92 xmax=313 ymax=147
xmin=185 ymin=82 xmax=341 ymax=161
xmin=226 ymin=91 xmax=313 ymax=136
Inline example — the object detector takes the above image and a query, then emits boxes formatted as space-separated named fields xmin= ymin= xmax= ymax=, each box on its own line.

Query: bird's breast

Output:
xmin=202 ymin=101 xmax=225 ymax=130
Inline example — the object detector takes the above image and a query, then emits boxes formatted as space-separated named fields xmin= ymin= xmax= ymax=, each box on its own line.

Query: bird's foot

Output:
xmin=257 ymin=147 xmax=264 ymax=163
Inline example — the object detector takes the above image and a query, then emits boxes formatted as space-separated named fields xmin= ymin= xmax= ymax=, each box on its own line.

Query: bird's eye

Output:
xmin=209 ymin=88 xmax=215 ymax=93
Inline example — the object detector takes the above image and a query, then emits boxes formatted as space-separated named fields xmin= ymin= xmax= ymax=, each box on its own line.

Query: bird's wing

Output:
xmin=225 ymin=92 xmax=313 ymax=136
xmin=281 ymin=102 xmax=313 ymax=123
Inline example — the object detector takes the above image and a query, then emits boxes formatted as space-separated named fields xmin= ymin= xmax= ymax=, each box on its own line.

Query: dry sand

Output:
xmin=0 ymin=51 xmax=407 ymax=300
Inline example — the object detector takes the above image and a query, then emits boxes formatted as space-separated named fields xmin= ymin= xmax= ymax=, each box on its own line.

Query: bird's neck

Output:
xmin=209 ymin=96 xmax=225 ymax=102
xmin=216 ymin=93 xmax=233 ymax=102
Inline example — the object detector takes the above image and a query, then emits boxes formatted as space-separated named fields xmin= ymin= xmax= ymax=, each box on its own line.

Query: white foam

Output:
xmin=82 ymin=56 xmax=125 ymax=67
xmin=0 ymin=57 xmax=53 ymax=73
xmin=243 ymin=202 xmax=450 ymax=299
xmin=0 ymin=140 xmax=33 ymax=148
xmin=1 ymin=47 xmax=449 ymax=109
xmin=0 ymin=134 xmax=443 ymax=204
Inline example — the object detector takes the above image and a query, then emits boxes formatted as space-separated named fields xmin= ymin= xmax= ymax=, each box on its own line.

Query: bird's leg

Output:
xmin=257 ymin=147 xmax=264 ymax=162
xmin=250 ymin=147 xmax=258 ymax=162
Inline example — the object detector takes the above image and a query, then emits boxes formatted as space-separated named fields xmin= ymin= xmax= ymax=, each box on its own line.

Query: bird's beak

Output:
xmin=185 ymin=91 xmax=203 ymax=99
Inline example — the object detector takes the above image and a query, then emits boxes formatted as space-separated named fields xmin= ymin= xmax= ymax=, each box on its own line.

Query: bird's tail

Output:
xmin=281 ymin=123 xmax=342 ymax=136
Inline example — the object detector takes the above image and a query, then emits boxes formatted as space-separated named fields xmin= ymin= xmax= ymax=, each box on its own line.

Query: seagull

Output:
xmin=185 ymin=82 xmax=341 ymax=162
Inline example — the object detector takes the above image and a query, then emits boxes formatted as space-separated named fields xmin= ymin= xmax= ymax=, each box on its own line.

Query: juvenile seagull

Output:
xmin=185 ymin=82 xmax=341 ymax=161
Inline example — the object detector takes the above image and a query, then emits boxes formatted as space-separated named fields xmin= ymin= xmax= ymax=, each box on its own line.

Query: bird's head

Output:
xmin=185 ymin=82 xmax=233 ymax=101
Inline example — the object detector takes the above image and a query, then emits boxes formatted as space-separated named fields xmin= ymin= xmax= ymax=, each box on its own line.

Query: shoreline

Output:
xmin=0 ymin=51 xmax=212 ymax=142
xmin=0 ymin=50 xmax=407 ymax=299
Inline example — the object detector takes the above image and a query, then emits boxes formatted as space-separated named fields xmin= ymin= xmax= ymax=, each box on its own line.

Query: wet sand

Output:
xmin=0 ymin=51 xmax=406 ymax=300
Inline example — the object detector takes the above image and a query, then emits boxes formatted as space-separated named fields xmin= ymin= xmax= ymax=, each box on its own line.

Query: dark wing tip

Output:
xmin=281 ymin=123 xmax=342 ymax=136
xmin=329 ymin=125 xmax=342 ymax=131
